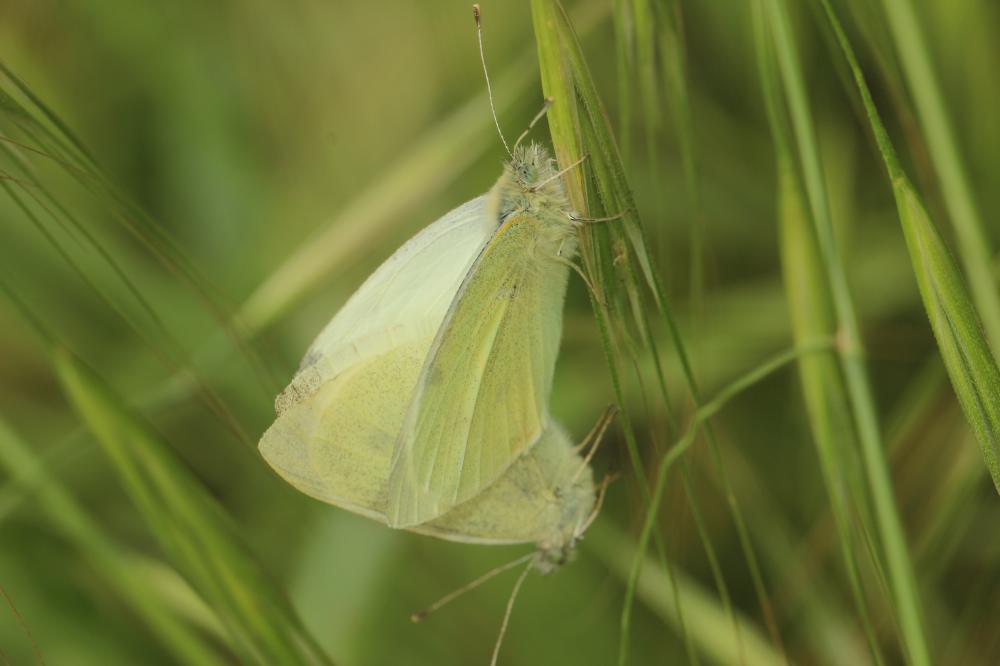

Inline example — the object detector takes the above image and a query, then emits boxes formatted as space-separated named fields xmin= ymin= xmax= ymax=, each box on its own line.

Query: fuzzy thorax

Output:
xmin=492 ymin=142 xmax=578 ymax=260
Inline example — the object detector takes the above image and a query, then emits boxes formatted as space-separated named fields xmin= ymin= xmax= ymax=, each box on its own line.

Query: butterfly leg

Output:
xmin=553 ymin=254 xmax=605 ymax=307
xmin=568 ymin=208 xmax=630 ymax=225
xmin=512 ymin=97 xmax=555 ymax=152
xmin=530 ymin=153 xmax=589 ymax=192
xmin=575 ymin=472 xmax=618 ymax=538
xmin=571 ymin=405 xmax=618 ymax=482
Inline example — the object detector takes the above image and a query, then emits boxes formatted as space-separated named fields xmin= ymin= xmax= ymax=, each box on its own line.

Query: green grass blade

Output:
xmin=530 ymin=5 xmax=709 ymax=663
xmin=0 ymin=418 xmax=227 ymax=666
xmin=532 ymin=0 xmax=663 ymax=523
xmin=0 ymin=66 xmax=275 ymax=399
xmin=590 ymin=521 xmax=784 ymax=666
xmin=817 ymin=0 xmax=1000 ymax=496
xmin=763 ymin=1 xmax=933 ymax=662
xmin=776 ymin=162 xmax=886 ymax=662
xmin=651 ymin=0 xmax=703 ymax=324
xmin=751 ymin=3 xmax=885 ymax=661
xmin=0 ymin=71 xmax=265 ymax=443
xmin=894 ymin=185 xmax=1000 ymax=490
xmin=624 ymin=344 xmax=831 ymax=665
xmin=0 ymin=157 xmax=251 ymax=447
xmin=532 ymin=2 xmax=788 ymax=660
xmin=612 ymin=0 xmax=635 ymax=162
xmin=875 ymin=0 xmax=1000 ymax=356
xmin=50 ymin=346 xmax=334 ymax=666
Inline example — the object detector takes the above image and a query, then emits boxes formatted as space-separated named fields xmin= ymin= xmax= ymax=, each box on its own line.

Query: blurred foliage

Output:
xmin=1 ymin=0 xmax=999 ymax=664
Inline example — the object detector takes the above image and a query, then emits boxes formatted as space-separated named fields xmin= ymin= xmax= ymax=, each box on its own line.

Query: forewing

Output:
xmin=260 ymin=196 xmax=495 ymax=517
xmin=387 ymin=214 xmax=571 ymax=526
xmin=274 ymin=196 xmax=492 ymax=415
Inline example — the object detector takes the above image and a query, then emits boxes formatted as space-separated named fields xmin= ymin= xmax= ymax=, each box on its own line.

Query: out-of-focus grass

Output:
xmin=1 ymin=0 xmax=999 ymax=664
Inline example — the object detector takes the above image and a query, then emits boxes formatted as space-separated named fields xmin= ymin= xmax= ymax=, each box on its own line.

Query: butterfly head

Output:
xmin=504 ymin=142 xmax=567 ymax=201
xmin=531 ymin=465 xmax=598 ymax=575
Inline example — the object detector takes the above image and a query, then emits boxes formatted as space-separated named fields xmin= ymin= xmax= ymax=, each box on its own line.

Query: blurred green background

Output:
xmin=1 ymin=0 xmax=998 ymax=664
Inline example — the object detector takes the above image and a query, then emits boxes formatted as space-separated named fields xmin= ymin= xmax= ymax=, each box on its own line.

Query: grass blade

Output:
xmin=50 ymin=346 xmax=333 ymax=666
xmin=532 ymin=1 xmax=788 ymax=660
xmin=624 ymin=344 xmax=832 ymax=665
xmin=591 ymin=521 xmax=784 ymax=666
xmin=0 ymin=418 xmax=227 ymax=666
xmin=875 ymin=0 xmax=1000 ymax=355
xmin=752 ymin=3 xmax=885 ymax=661
xmin=762 ymin=0 xmax=933 ymax=662
xmin=816 ymin=0 xmax=1000 ymax=494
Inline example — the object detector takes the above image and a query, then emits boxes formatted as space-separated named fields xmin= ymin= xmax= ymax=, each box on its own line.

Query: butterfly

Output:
xmin=258 ymin=8 xmax=615 ymax=662
xmin=259 ymin=141 xmax=606 ymax=566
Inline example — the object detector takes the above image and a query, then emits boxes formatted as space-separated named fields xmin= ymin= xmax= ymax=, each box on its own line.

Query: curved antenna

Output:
xmin=409 ymin=552 xmax=533 ymax=623
xmin=473 ymin=4 xmax=511 ymax=156
xmin=490 ymin=560 xmax=533 ymax=666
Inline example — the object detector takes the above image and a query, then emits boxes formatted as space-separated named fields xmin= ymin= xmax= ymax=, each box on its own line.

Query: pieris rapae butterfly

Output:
xmin=258 ymin=143 xmax=602 ymax=547
xmin=258 ymin=7 xmax=612 ymax=659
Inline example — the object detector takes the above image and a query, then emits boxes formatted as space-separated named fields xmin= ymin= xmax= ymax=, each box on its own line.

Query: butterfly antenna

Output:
xmin=410 ymin=552 xmax=533 ymax=623
xmin=512 ymin=97 xmax=554 ymax=152
xmin=473 ymin=4 xmax=511 ymax=157
xmin=489 ymin=560 xmax=533 ymax=666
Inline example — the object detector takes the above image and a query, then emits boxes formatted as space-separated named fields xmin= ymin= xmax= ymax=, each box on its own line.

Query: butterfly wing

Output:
xmin=415 ymin=418 xmax=596 ymax=545
xmin=259 ymin=196 xmax=494 ymax=514
xmin=259 ymin=339 xmax=429 ymax=518
xmin=273 ymin=196 xmax=492 ymax=415
xmin=387 ymin=213 xmax=572 ymax=527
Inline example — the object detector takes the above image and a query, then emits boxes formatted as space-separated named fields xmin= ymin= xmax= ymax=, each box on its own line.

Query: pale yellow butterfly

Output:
xmin=258 ymin=7 xmax=613 ymax=661
xmin=257 ymin=0 xmax=613 ymax=555
xmin=257 ymin=160 xmax=597 ymax=548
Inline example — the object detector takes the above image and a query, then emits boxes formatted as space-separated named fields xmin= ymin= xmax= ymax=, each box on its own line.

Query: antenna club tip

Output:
xmin=472 ymin=4 xmax=481 ymax=21
xmin=410 ymin=611 xmax=427 ymax=623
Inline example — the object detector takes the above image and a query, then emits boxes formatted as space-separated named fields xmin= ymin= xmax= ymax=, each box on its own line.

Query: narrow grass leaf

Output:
xmin=0 ymin=70 xmax=264 ymax=444
xmin=612 ymin=0 xmax=636 ymax=161
xmin=0 ymin=418 xmax=227 ymax=666
xmin=623 ymin=344 xmax=830 ymax=666
xmin=530 ymin=4 xmax=709 ymax=662
xmin=818 ymin=0 xmax=1000 ymax=495
xmin=895 ymin=185 xmax=1000 ymax=491
xmin=875 ymin=0 xmax=1000 ymax=355
xmin=652 ymin=0 xmax=704 ymax=319
xmin=763 ymin=1 xmax=933 ymax=662
xmin=776 ymin=162 xmax=886 ymax=660
xmin=590 ymin=522 xmax=784 ymax=666
xmin=0 ymin=64 xmax=275 ymax=398
xmin=752 ymin=3 xmax=885 ymax=661
xmin=532 ymin=2 xmax=787 ymax=661
xmin=50 ymin=346 xmax=333 ymax=666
